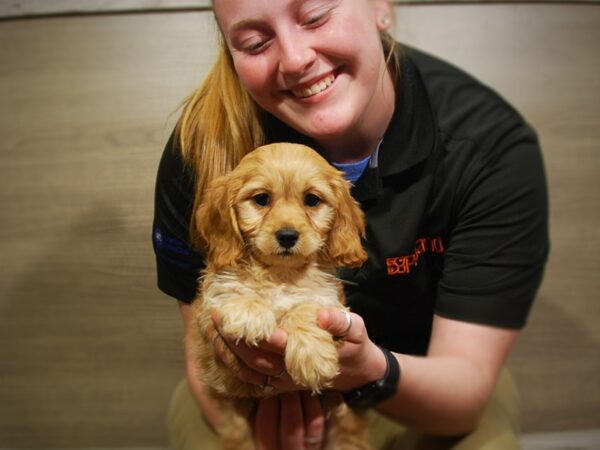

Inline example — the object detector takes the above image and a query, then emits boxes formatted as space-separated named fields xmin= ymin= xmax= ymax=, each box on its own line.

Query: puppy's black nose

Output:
xmin=276 ymin=229 xmax=299 ymax=249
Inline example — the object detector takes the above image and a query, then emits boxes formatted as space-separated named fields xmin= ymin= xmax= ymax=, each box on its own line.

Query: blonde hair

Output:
xmin=176 ymin=30 xmax=399 ymax=246
xmin=176 ymin=40 xmax=265 ymax=245
xmin=381 ymin=31 xmax=400 ymax=82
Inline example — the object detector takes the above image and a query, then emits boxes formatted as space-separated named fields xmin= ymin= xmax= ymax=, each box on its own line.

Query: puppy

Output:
xmin=191 ymin=143 xmax=371 ymax=449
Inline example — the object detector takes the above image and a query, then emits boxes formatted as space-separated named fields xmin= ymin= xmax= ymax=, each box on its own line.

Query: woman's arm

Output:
xmin=178 ymin=301 xmax=223 ymax=430
xmin=381 ymin=315 xmax=518 ymax=435
xmin=321 ymin=309 xmax=519 ymax=436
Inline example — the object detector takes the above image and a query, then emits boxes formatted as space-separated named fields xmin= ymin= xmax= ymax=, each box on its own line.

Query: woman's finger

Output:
xmin=301 ymin=391 xmax=325 ymax=449
xmin=316 ymin=308 xmax=383 ymax=391
xmin=211 ymin=313 xmax=287 ymax=377
xmin=317 ymin=309 xmax=365 ymax=342
xmin=258 ymin=328 xmax=288 ymax=354
xmin=211 ymin=332 xmax=267 ymax=386
xmin=279 ymin=392 xmax=304 ymax=449
xmin=255 ymin=396 xmax=280 ymax=450
xmin=203 ymin=317 xmax=247 ymax=379
xmin=229 ymin=338 xmax=287 ymax=376
xmin=266 ymin=370 xmax=298 ymax=392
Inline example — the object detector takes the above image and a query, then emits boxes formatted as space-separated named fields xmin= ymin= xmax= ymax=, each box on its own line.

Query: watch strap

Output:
xmin=343 ymin=346 xmax=400 ymax=409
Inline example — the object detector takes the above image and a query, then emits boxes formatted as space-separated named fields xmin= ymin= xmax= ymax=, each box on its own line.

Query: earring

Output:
xmin=380 ymin=15 xmax=391 ymax=28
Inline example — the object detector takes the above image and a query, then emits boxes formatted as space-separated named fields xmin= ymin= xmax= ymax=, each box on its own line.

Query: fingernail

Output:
xmin=317 ymin=309 xmax=330 ymax=327
xmin=268 ymin=329 xmax=287 ymax=345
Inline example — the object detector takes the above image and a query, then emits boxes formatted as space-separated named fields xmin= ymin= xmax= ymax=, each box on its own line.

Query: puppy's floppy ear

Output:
xmin=195 ymin=175 xmax=244 ymax=270
xmin=327 ymin=178 xmax=368 ymax=268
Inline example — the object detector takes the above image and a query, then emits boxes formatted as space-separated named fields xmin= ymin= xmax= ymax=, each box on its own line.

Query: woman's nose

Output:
xmin=278 ymin=35 xmax=316 ymax=75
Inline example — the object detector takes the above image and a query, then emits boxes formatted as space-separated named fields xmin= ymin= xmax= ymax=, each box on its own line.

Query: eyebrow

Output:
xmin=226 ymin=0 xmax=314 ymax=34
xmin=229 ymin=18 xmax=262 ymax=34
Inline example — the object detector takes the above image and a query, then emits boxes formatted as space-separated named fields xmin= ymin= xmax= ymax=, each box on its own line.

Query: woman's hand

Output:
xmin=206 ymin=312 xmax=298 ymax=390
xmin=206 ymin=307 xmax=385 ymax=449
xmin=207 ymin=308 xmax=386 ymax=392
xmin=317 ymin=309 xmax=387 ymax=392
xmin=207 ymin=315 xmax=327 ymax=449
xmin=255 ymin=391 xmax=326 ymax=450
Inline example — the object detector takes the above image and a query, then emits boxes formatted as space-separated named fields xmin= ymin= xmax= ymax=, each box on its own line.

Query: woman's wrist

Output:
xmin=338 ymin=342 xmax=388 ymax=391
xmin=366 ymin=342 xmax=388 ymax=384
xmin=343 ymin=346 xmax=401 ymax=409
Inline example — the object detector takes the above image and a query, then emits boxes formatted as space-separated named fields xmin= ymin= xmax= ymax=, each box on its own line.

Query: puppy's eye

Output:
xmin=304 ymin=193 xmax=321 ymax=207
xmin=253 ymin=193 xmax=270 ymax=207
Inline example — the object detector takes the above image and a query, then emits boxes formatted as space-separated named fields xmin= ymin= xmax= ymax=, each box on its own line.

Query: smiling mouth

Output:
xmin=291 ymin=73 xmax=336 ymax=99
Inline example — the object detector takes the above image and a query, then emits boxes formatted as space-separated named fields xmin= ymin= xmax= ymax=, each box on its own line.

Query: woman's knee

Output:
xmin=167 ymin=379 xmax=220 ymax=450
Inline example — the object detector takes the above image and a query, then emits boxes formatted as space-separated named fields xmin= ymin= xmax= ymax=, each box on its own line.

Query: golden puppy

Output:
xmin=191 ymin=143 xmax=370 ymax=449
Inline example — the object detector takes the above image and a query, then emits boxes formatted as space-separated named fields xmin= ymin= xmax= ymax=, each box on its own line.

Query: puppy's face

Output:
xmin=197 ymin=143 xmax=367 ymax=270
xmin=235 ymin=149 xmax=338 ymax=267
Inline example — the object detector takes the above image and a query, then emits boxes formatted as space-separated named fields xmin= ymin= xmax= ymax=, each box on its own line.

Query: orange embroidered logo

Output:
xmin=386 ymin=237 xmax=445 ymax=275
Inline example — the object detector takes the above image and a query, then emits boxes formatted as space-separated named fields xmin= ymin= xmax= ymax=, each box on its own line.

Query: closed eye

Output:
xmin=304 ymin=12 xmax=327 ymax=27
xmin=301 ymin=4 xmax=335 ymax=28
xmin=242 ymin=38 xmax=271 ymax=55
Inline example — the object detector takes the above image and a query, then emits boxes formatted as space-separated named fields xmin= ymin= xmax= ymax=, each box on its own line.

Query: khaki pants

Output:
xmin=167 ymin=370 xmax=521 ymax=450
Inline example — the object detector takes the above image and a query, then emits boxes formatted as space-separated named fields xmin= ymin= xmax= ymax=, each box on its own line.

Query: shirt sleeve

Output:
xmin=152 ymin=131 xmax=204 ymax=303
xmin=435 ymin=123 xmax=550 ymax=329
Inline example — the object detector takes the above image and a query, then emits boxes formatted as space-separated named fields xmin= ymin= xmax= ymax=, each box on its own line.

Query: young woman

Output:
xmin=153 ymin=0 xmax=549 ymax=448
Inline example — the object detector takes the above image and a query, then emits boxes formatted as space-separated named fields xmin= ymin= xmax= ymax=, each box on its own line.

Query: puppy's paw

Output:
xmin=218 ymin=300 xmax=277 ymax=346
xmin=285 ymin=328 xmax=339 ymax=392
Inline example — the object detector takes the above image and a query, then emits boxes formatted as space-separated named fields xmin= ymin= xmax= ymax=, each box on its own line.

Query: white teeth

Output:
xmin=292 ymin=74 xmax=335 ymax=98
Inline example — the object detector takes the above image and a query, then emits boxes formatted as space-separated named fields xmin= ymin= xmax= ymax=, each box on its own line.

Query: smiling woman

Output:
xmin=213 ymin=0 xmax=395 ymax=158
xmin=152 ymin=0 xmax=551 ymax=449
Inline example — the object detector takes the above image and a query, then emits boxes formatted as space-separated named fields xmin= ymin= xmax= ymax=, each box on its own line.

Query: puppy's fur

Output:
xmin=191 ymin=143 xmax=371 ymax=449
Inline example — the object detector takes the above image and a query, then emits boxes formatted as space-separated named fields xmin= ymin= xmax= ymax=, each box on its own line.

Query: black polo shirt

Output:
xmin=153 ymin=45 xmax=549 ymax=356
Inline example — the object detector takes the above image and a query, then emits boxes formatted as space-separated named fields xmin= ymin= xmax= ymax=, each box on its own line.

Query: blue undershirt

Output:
xmin=332 ymin=154 xmax=371 ymax=183
xmin=330 ymin=140 xmax=383 ymax=183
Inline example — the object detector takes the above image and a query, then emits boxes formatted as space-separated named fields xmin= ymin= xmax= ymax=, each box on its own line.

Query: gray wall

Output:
xmin=0 ymin=3 xmax=599 ymax=447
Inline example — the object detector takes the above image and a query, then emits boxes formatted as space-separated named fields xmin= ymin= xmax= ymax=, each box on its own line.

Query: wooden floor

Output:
xmin=1 ymin=430 xmax=599 ymax=450
xmin=521 ymin=429 xmax=600 ymax=450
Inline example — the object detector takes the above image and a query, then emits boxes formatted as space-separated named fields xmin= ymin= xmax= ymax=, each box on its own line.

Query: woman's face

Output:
xmin=213 ymin=0 xmax=395 ymax=154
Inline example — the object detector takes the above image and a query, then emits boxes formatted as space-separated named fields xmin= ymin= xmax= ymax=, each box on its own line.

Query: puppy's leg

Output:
xmin=217 ymin=296 xmax=277 ymax=346
xmin=279 ymin=303 xmax=340 ymax=392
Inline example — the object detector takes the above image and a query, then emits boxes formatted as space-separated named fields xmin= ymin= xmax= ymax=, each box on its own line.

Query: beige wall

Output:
xmin=3 ymin=0 xmax=597 ymax=20
xmin=0 ymin=3 xmax=598 ymax=447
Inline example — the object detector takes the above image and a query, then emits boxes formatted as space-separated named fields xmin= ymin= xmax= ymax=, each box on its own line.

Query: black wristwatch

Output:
xmin=343 ymin=346 xmax=400 ymax=409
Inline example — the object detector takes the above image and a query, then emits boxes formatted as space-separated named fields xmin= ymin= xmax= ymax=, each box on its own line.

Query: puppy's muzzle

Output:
xmin=276 ymin=228 xmax=299 ymax=250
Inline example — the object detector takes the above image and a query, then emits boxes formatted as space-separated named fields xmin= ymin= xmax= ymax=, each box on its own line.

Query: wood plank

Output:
xmin=0 ymin=0 xmax=210 ymax=19
xmin=2 ymin=0 xmax=598 ymax=20
xmin=0 ymin=11 xmax=217 ymax=448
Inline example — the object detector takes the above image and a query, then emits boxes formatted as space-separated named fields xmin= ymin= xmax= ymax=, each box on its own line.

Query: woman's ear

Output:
xmin=195 ymin=176 xmax=244 ymax=269
xmin=326 ymin=179 xmax=368 ymax=268
xmin=373 ymin=0 xmax=394 ymax=32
